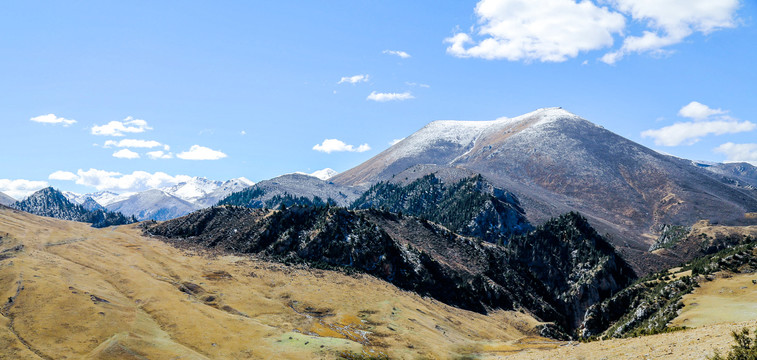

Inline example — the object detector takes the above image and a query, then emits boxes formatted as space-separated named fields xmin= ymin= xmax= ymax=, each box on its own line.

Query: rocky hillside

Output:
xmin=12 ymin=187 xmax=135 ymax=228
xmin=351 ymin=174 xmax=531 ymax=243
xmin=146 ymin=205 xmax=635 ymax=337
xmin=330 ymin=108 xmax=757 ymax=255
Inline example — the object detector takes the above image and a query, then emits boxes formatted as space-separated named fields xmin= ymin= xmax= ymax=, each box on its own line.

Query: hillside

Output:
xmin=0 ymin=206 xmax=549 ymax=359
xmin=351 ymin=174 xmax=532 ymax=243
xmin=147 ymin=205 xmax=635 ymax=337
xmin=331 ymin=108 xmax=757 ymax=257
xmin=0 ymin=191 xmax=15 ymax=206
xmin=11 ymin=187 xmax=135 ymax=228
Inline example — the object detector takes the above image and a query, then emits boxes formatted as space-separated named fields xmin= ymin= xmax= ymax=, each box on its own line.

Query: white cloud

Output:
xmin=602 ymin=0 xmax=740 ymax=64
xmin=678 ymin=101 xmax=727 ymax=121
xmin=448 ymin=0 xmax=741 ymax=64
xmin=714 ymin=143 xmax=757 ymax=165
xmin=641 ymin=120 xmax=756 ymax=146
xmin=176 ymin=145 xmax=227 ymax=160
xmin=390 ymin=138 xmax=405 ymax=146
xmin=383 ymin=50 xmax=411 ymax=58
xmin=445 ymin=0 xmax=626 ymax=62
xmin=240 ymin=130 xmax=247 ymax=135
xmin=91 ymin=117 xmax=152 ymax=136
xmin=103 ymin=139 xmax=164 ymax=148
xmin=113 ymin=149 xmax=140 ymax=159
xmin=56 ymin=168 xmax=192 ymax=193
xmin=313 ymin=139 xmax=371 ymax=154
xmin=30 ymin=114 xmax=77 ymax=126
xmin=48 ymin=171 xmax=78 ymax=181
xmin=338 ymin=74 xmax=369 ymax=84
xmin=146 ymin=150 xmax=174 ymax=159
xmin=405 ymin=82 xmax=430 ymax=88
xmin=0 ymin=179 xmax=49 ymax=199
xmin=366 ymin=91 xmax=414 ymax=102
xmin=642 ymin=102 xmax=754 ymax=146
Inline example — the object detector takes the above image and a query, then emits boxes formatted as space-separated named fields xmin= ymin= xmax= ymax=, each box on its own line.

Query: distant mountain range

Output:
xmin=63 ymin=177 xmax=255 ymax=221
xmin=11 ymin=187 xmax=135 ymax=227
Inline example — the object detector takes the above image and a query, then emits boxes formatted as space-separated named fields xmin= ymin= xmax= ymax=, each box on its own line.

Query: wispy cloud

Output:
xmin=113 ymin=149 xmax=140 ymax=159
xmin=338 ymin=74 xmax=369 ymax=84
xmin=0 ymin=179 xmax=49 ymax=199
xmin=366 ymin=91 xmax=414 ymax=102
xmin=92 ymin=117 xmax=152 ymax=136
xmin=104 ymin=139 xmax=165 ymax=149
xmin=313 ymin=139 xmax=371 ymax=154
xmin=383 ymin=50 xmax=411 ymax=58
xmin=176 ymin=145 xmax=227 ymax=160
xmin=601 ymin=0 xmax=740 ymax=64
xmin=714 ymin=143 xmax=757 ymax=166
xmin=51 ymin=168 xmax=193 ymax=193
xmin=146 ymin=151 xmax=173 ymax=160
xmin=48 ymin=171 xmax=78 ymax=181
xmin=641 ymin=102 xmax=755 ymax=146
xmin=30 ymin=113 xmax=77 ymax=126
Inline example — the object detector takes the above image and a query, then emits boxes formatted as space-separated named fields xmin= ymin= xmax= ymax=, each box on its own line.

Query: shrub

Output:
xmin=710 ymin=327 xmax=757 ymax=360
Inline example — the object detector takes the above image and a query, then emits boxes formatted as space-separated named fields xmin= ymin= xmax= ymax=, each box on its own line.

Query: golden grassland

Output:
xmin=3 ymin=207 xmax=756 ymax=359
xmin=0 ymin=208 xmax=544 ymax=359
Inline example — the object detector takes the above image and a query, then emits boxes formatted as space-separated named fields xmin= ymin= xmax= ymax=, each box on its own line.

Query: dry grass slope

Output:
xmin=0 ymin=207 xmax=546 ymax=359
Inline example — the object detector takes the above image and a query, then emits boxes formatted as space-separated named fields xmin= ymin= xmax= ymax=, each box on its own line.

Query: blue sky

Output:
xmin=1 ymin=0 xmax=756 ymax=199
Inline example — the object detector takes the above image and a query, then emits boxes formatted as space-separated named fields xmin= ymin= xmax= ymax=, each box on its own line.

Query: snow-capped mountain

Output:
xmin=161 ymin=177 xmax=254 ymax=208
xmin=106 ymin=189 xmax=196 ymax=222
xmin=63 ymin=191 xmax=132 ymax=207
xmin=59 ymin=177 xmax=254 ymax=221
xmin=0 ymin=191 xmax=15 ymax=206
xmin=309 ymin=168 xmax=338 ymax=180
xmin=331 ymin=107 xmax=757 ymax=254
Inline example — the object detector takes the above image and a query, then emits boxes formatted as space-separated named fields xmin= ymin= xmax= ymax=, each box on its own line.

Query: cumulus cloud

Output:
xmin=714 ymin=143 xmax=757 ymax=165
xmin=113 ymin=149 xmax=140 ymax=159
xmin=602 ymin=0 xmax=740 ymax=64
xmin=30 ymin=114 xmax=77 ymax=126
xmin=103 ymin=139 xmax=164 ymax=148
xmin=48 ymin=171 xmax=78 ymax=181
xmin=445 ymin=0 xmax=625 ymax=62
xmin=642 ymin=120 xmax=755 ymax=146
xmin=54 ymin=168 xmax=192 ymax=193
xmin=367 ymin=91 xmax=414 ymax=102
xmin=383 ymin=50 xmax=411 ymax=58
xmin=678 ymin=101 xmax=727 ymax=121
xmin=91 ymin=117 xmax=152 ymax=136
xmin=389 ymin=138 xmax=405 ymax=146
xmin=0 ymin=179 xmax=49 ymax=199
xmin=176 ymin=145 xmax=227 ymax=160
xmin=642 ymin=102 xmax=754 ymax=146
xmin=146 ymin=150 xmax=173 ymax=160
xmin=313 ymin=139 xmax=371 ymax=154
xmin=338 ymin=74 xmax=369 ymax=84
xmin=448 ymin=0 xmax=741 ymax=64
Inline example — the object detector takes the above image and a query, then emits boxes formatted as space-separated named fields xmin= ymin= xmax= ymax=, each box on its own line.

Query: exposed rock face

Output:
xmin=330 ymin=108 xmax=757 ymax=255
xmin=147 ymin=206 xmax=635 ymax=338
xmin=351 ymin=174 xmax=531 ymax=243
xmin=12 ymin=187 xmax=135 ymax=228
